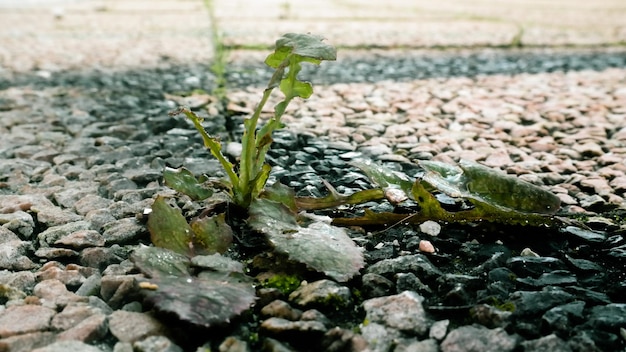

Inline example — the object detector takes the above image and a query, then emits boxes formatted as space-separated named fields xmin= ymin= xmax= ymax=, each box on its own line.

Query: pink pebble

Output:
xmin=419 ymin=240 xmax=436 ymax=253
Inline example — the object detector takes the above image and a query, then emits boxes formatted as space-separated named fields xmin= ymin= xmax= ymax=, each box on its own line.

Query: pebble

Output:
xmin=419 ymin=220 xmax=441 ymax=236
xmin=289 ymin=280 xmax=352 ymax=309
xmin=108 ymin=311 xmax=168 ymax=343
xmin=440 ymin=325 xmax=518 ymax=352
xmin=362 ymin=291 xmax=431 ymax=335
xmin=31 ymin=340 xmax=104 ymax=352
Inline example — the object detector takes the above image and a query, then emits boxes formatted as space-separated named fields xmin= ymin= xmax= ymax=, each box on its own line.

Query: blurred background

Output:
xmin=1 ymin=0 xmax=625 ymax=72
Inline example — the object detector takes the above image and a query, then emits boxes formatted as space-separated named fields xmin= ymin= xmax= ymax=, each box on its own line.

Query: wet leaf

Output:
xmin=148 ymin=196 xmax=196 ymax=256
xmin=131 ymin=246 xmax=191 ymax=278
xmin=280 ymin=78 xmax=313 ymax=99
xmin=148 ymin=196 xmax=233 ymax=257
xmin=296 ymin=180 xmax=385 ymax=211
xmin=133 ymin=247 xmax=256 ymax=328
xmin=262 ymin=182 xmax=298 ymax=212
xmin=140 ymin=265 xmax=255 ymax=328
xmin=249 ymin=198 xmax=364 ymax=282
xmin=265 ymin=33 xmax=336 ymax=68
xmin=189 ymin=213 xmax=233 ymax=254
xmin=420 ymin=159 xmax=561 ymax=215
xmin=163 ymin=167 xmax=213 ymax=201
xmin=351 ymin=159 xmax=414 ymax=197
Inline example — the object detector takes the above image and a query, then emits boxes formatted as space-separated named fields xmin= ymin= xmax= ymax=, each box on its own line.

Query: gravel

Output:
xmin=0 ymin=47 xmax=625 ymax=351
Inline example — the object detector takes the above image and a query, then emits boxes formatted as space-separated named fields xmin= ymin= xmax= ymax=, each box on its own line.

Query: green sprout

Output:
xmin=170 ymin=33 xmax=336 ymax=209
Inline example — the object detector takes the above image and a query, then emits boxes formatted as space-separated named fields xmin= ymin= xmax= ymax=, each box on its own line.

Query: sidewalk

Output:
xmin=0 ymin=0 xmax=625 ymax=72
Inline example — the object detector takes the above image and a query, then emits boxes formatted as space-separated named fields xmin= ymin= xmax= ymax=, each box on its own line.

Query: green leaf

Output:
xmin=274 ymin=33 xmax=337 ymax=62
xmin=163 ymin=167 xmax=213 ymax=201
xmin=139 ymin=265 xmax=256 ymax=328
xmin=130 ymin=246 xmax=191 ymax=278
xmin=351 ymin=159 xmax=414 ymax=197
xmin=148 ymin=196 xmax=196 ymax=256
xmin=250 ymin=163 xmax=272 ymax=200
xmin=261 ymin=182 xmax=298 ymax=213
xmin=133 ymin=247 xmax=256 ymax=328
xmin=420 ymin=159 xmax=561 ymax=214
xmin=249 ymin=198 xmax=364 ymax=282
xmin=280 ymin=79 xmax=313 ymax=99
xmin=148 ymin=196 xmax=233 ymax=257
xmin=265 ymin=47 xmax=291 ymax=68
xmin=189 ymin=213 xmax=233 ymax=254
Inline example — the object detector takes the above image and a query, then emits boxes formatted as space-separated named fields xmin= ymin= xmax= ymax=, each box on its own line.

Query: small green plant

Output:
xmin=138 ymin=34 xmax=365 ymax=330
xmin=170 ymin=33 xmax=336 ymax=209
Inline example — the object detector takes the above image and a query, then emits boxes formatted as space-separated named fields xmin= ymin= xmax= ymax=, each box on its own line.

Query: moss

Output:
xmin=320 ymin=293 xmax=351 ymax=310
xmin=263 ymin=274 xmax=301 ymax=295
xmin=488 ymin=297 xmax=516 ymax=312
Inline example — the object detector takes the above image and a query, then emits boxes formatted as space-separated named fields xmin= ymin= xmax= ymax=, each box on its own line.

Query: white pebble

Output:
xmin=419 ymin=220 xmax=441 ymax=236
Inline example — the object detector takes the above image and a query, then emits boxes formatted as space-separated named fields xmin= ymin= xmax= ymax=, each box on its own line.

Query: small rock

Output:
xmin=261 ymin=337 xmax=293 ymax=352
xmin=507 ymin=256 xmax=567 ymax=278
xmin=102 ymin=218 xmax=146 ymax=245
xmin=30 ymin=205 xmax=83 ymax=227
xmin=562 ymin=226 xmax=607 ymax=243
xmin=55 ymin=229 xmax=106 ymax=249
xmin=322 ymin=327 xmax=368 ymax=352
xmin=34 ymin=247 xmax=80 ymax=260
xmin=133 ymin=335 xmax=183 ymax=352
xmin=289 ymin=280 xmax=352 ymax=309
xmin=363 ymin=291 xmax=430 ymax=335
xmin=521 ymin=334 xmax=573 ymax=352
xmin=395 ymin=272 xmax=432 ymax=296
xmin=57 ymin=313 xmax=108 ymax=343
xmin=510 ymin=287 xmax=575 ymax=317
xmin=419 ymin=220 xmax=441 ymax=236
xmin=366 ymin=254 xmax=442 ymax=281
xmin=0 ymin=211 xmax=35 ymax=239
xmin=429 ymin=319 xmax=450 ymax=341
xmin=577 ymin=194 xmax=607 ymax=210
xmin=469 ymin=304 xmax=512 ymax=329
xmin=76 ymin=273 xmax=103 ymax=297
xmin=261 ymin=300 xmax=303 ymax=321
xmin=260 ymin=317 xmax=327 ymax=340
xmin=587 ymin=303 xmax=626 ymax=330
xmin=0 ymin=240 xmax=37 ymax=270
xmin=441 ymin=325 xmax=518 ymax=352
xmin=0 ymin=331 xmax=56 ymax=352
xmin=31 ymin=340 xmax=104 ymax=352
xmin=542 ymin=301 xmax=585 ymax=335
xmin=419 ymin=240 xmax=436 ymax=253
xmin=100 ymin=274 xmax=141 ymax=309
xmin=361 ymin=273 xmax=394 ymax=298
xmin=109 ymin=311 xmax=167 ymax=343
xmin=579 ymin=177 xmax=613 ymax=197
xmin=51 ymin=304 xmax=98 ymax=330
xmin=360 ymin=322 xmax=399 ymax=352
xmin=395 ymin=338 xmax=439 ymax=352
xmin=572 ymin=142 xmax=604 ymax=157
xmin=36 ymin=262 xmax=87 ymax=288
xmin=38 ymin=221 xmax=92 ymax=247
xmin=80 ymin=245 xmax=125 ymax=270
xmin=34 ymin=279 xmax=88 ymax=308
xmin=0 ymin=305 xmax=56 ymax=338
xmin=219 ymin=336 xmax=250 ymax=352
xmin=516 ymin=270 xmax=578 ymax=288
xmin=74 ymin=194 xmax=113 ymax=216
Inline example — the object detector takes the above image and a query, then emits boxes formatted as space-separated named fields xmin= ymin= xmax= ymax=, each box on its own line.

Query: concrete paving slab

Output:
xmin=0 ymin=0 xmax=214 ymax=72
xmin=1 ymin=0 xmax=624 ymax=73
xmin=213 ymin=0 xmax=626 ymax=48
